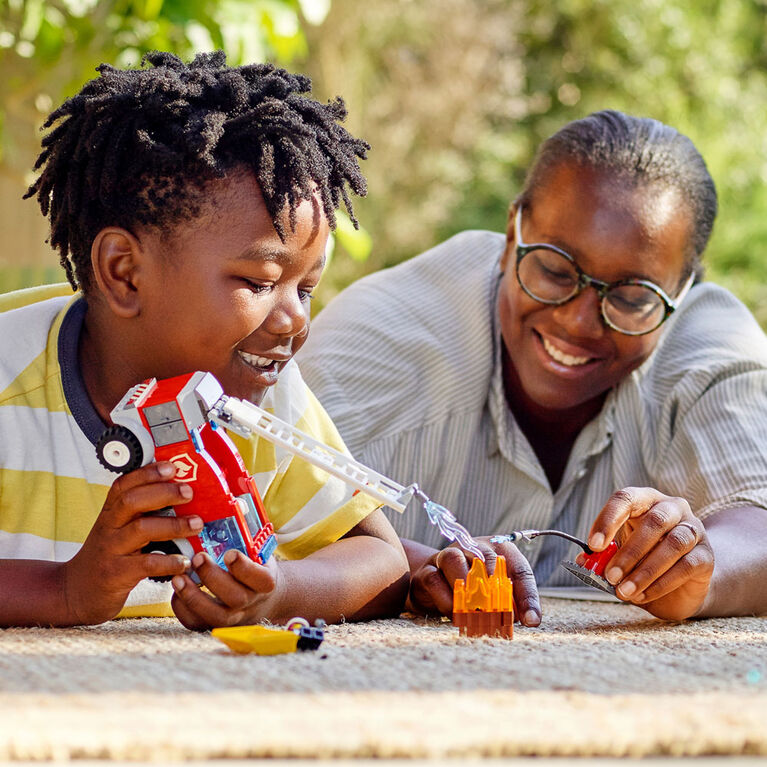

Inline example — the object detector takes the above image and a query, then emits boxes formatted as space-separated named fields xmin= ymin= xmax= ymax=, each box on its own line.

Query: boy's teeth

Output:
xmin=239 ymin=351 xmax=273 ymax=368
xmin=542 ymin=337 xmax=590 ymax=366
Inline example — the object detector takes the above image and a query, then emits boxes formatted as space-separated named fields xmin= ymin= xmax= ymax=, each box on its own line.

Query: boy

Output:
xmin=0 ymin=51 xmax=409 ymax=629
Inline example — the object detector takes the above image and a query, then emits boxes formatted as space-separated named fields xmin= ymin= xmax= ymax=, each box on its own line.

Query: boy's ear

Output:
xmin=90 ymin=227 xmax=143 ymax=318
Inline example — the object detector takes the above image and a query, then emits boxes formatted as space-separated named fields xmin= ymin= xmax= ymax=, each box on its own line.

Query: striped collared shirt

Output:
xmin=298 ymin=230 xmax=767 ymax=585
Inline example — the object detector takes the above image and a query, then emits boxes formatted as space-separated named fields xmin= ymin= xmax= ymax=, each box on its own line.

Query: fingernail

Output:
xmin=589 ymin=533 xmax=605 ymax=550
xmin=618 ymin=580 xmax=636 ymax=598
xmin=224 ymin=550 xmax=238 ymax=566
xmin=230 ymin=612 xmax=245 ymax=625
xmin=179 ymin=484 xmax=193 ymax=499
xmin=606 ymin=566 xmax=623 ymax=585
xmin=172 ymin=575 xmax=185 ymax=592
xmin=524 ymin=609 xmax=541 ymax=627
xmin=180 ymin=556 xmax=191 ymax=572
xmin=192 ymin=552 xmax=205 ymax=569
xmin=188 ymin=516 xmax=203 ymax=531
xmin=158 ymin=462 xmax=175 ymax=477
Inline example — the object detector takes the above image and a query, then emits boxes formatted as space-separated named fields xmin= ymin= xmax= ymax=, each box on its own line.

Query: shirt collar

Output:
xmin=58 ymin=296 xmax=109 ymax=445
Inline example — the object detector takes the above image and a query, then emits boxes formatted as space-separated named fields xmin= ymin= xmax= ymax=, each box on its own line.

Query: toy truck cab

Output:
xmin=96 ymin=371 xmax=276 ymax=570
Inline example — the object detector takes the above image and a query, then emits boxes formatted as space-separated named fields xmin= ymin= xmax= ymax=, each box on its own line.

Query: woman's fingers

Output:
xmin=589 ymin=487 xmax=677 ymax=550
xmin=604 ymin=497 xmax=690 ymax=587
xmin=614 ymin=520 xmax=710 ymax=601
xmin=629 ymin=545 xmax=714 ymax=607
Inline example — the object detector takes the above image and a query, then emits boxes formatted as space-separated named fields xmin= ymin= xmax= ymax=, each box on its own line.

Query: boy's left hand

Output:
xmin=581 ymin=486 xmax=714 ymax=620
xmin=170 ymin=550 xmax=284 ymax=630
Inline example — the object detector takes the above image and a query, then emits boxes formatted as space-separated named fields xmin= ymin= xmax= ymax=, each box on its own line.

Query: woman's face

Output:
xmin=498 ymin=160 xmax=692 ymax=422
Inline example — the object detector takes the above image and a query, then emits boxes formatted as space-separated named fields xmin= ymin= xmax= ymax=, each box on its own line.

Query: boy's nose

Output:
xmin=551 ymin=287 xmax=605 ymax=339
xmin=265 ymin=290 xmax=310 ymax=338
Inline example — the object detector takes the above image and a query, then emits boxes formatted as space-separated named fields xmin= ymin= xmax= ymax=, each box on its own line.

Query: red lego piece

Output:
xmin=582 ymin=540 xmax=619 ymax=576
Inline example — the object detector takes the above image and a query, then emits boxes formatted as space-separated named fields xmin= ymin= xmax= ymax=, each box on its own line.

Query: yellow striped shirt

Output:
xmin=0 ymin=286 xmax=378 ymax=618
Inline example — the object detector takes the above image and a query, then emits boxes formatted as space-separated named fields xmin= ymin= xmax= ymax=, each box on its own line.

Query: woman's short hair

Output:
xmin=517 ymin=110 xmax=717 ymax=278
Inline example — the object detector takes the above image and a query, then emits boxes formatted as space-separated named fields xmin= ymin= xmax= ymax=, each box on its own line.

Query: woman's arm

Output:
xmin=697 ymin=505 xmax=767 ymax=617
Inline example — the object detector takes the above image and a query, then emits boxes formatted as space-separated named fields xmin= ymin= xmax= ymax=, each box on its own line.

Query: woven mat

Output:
xmin=0 ymin=597 xmax=766 ymax=760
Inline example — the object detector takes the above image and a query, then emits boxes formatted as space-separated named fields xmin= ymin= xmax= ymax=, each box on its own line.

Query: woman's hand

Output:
xmin=582 ymin=486 xmax=714 ymax=620
xmin=408 ymin=537 xmax=541 ymax=626
xmin=171 ymin=550 xmax=285 ymax=630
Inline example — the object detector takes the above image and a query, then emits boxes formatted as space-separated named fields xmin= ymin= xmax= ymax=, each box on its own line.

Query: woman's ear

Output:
xmin=90 ymin=227 xmax=143 ymax=318
xmin=500 ymin=203 xmax=519 ymax=273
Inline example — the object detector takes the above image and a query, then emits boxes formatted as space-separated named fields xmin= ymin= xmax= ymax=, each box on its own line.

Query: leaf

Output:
xmin=333 ymin=209 xmax=372 ymax=262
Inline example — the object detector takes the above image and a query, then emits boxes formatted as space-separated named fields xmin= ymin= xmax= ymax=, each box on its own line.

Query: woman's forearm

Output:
xmin=698 ymin=505 xmax=767 ymax=617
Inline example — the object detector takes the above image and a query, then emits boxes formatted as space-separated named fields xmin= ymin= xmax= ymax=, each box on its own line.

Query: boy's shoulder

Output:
xmin=0 ymin=283 xmax=75 ymax=314
xmin=0 ymin=284 xmax=79 ymax=403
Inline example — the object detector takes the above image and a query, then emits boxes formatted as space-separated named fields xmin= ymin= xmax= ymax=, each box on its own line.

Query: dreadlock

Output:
xmin=25 ymin=50 xmax=370 ymax=291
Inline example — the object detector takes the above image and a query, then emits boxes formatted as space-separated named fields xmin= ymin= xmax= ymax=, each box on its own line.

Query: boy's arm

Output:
xmin=0 ymin=559 xmax=73 ymax=626
xmin=0 ymin=461 xmax=199 ymax=627
xmin=170 ymin=508 xmax=410 ymax=629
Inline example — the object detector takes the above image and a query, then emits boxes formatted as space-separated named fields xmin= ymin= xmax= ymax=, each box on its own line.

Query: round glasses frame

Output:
xmin=513 ymin=206 xmax=693 ymax=336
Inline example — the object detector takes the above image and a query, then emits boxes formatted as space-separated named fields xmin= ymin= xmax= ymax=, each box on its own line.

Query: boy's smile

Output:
xmin=83 ymin=170 xmax=329 ymax=417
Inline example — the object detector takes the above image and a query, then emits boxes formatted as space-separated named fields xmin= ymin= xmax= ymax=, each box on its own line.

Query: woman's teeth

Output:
xmin=542 ymin=337 xmax=590 ymax=367
xmin=238 ymin=351 xmax=275 ymax=369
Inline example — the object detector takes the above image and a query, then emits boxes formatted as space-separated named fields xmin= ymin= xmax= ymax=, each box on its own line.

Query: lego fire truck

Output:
xmin=96 ymin=371 xmax=484 ymax=573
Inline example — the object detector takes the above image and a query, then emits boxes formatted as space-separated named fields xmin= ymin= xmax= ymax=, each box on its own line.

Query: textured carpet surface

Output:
xmin=0 ymin=597 xmax=765 ymax=760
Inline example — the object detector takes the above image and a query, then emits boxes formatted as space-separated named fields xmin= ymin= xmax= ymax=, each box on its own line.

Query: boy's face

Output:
xmin=133 ymin=171 xmax=328 ymax=404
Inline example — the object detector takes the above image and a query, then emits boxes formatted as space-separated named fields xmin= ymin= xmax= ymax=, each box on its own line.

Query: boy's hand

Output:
xmin=170 ymin=550 xmax=285 ymax=630
xmin=580 ymin=486 xmax=714 ymax=620
xmin=63 ymin=461 xmax=199 ymax=625
xmin=408 ymin=537 xmax=541 ymax=627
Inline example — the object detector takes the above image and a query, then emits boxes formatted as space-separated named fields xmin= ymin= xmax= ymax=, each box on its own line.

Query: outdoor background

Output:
xmin=2 ymin=0 xmax=766 ymax=322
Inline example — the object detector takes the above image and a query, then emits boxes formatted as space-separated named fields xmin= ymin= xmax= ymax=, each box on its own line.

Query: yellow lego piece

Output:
xmin=212 ymin=625 xmax=300 ymax=655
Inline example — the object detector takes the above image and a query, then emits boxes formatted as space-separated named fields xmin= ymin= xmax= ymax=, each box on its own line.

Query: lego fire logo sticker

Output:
xmin=169 ymin=453 xmax=198 ymax=482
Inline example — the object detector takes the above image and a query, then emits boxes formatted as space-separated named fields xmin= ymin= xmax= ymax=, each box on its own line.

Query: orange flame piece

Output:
xmin=452 ymin=556 xmax=514 ymax=639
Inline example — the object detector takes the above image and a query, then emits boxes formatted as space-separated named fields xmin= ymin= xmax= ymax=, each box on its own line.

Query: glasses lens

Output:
xmin=517 ymin=248 xmax=579 ymax=304
xmin=604 ymin=284 xmax=666 ymax=334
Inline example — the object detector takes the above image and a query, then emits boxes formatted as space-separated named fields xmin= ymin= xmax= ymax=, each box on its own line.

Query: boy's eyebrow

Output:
xmin=234 ymin=248 xmax=326 ymax=271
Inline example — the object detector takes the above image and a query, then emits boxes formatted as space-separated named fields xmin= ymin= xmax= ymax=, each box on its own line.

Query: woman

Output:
xmin=297 ymin=111 xmax=767 ymax=623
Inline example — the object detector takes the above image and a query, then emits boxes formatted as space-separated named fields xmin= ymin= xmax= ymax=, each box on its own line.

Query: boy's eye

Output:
xmin=240 ymin=278 xmax=272 ymax=295
xmin=298 ymin=289 xmax=314 ymax=303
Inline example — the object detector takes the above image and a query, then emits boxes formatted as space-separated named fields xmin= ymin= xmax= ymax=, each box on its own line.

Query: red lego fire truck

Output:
xmin=96 ymin=372 xmax=277 ymax=571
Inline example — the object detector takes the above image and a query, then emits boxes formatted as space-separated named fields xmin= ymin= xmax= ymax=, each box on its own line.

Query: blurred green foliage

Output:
xmin=2 ymin=0 xmax=767 ymax=323
xmin=301 ymin=0 xmax=767 ymax=323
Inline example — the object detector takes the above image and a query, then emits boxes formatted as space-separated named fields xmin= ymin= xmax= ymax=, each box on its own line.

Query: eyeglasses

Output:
xmin=514 ymin=207 xmax=693 ymax=336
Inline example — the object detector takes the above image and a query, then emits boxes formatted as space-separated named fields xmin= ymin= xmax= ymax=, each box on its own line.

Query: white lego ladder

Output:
xmin=210 ymin=396 xmax=414 ymax=512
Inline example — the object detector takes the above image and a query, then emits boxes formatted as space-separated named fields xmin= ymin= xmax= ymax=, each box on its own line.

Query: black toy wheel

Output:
xmin=96 ymin=426 xmax=144 ymax=473
xmin=141 ymin=539 xmax=184 ymax=583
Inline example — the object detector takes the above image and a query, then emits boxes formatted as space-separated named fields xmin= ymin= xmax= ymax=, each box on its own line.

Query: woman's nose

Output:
xmin=551 ymin=286 xmax=605 ymax=338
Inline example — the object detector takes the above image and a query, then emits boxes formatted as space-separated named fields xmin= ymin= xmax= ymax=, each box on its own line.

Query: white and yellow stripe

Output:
xmin=0 ymin=285 xmax=378 ymax=619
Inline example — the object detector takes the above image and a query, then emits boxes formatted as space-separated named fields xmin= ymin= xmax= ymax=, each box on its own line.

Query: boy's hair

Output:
xmin=25 ymin=51 xmax=369 ymax=291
